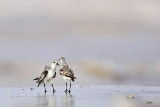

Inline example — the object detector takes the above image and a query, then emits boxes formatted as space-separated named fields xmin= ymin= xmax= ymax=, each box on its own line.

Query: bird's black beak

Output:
xmin=59 ymin=59 xmax=60 ymax=61
xmin=57 ymin=63 xmax=60 ymax=66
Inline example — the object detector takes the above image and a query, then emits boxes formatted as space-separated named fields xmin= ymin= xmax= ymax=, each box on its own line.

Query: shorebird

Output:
xmin=33 ymin=61 xmax=59 ymax=93
xmin=59 ymin=57 xmax=77 ymax=92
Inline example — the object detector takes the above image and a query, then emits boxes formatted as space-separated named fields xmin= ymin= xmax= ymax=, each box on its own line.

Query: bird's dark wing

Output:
xmin=37 ymin=71 xmax=48 ymax=87
xmin=64 ymin=71 xmax=74 ymax=78
xmin=65 ymin=71 xmax=77 ymax=81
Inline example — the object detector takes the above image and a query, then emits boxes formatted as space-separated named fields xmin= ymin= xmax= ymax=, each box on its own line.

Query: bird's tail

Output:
xmin=33 ymin=77 xmax=43 ymax=87
xmin=33 ymin=77 xmax=39 ymax=80
xmin=71 ymin=77 xmax=77 ymax=82
xmin=37 ymin=79 xmax=43 ymax=87
xmin=33 ymin=77 xmax=42 ymax=85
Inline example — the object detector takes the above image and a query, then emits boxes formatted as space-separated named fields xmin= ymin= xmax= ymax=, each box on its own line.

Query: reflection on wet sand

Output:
xmin=61 ymin=92 xmax=75 ymax=107
xmin=36 ymin=92 xmax=74 ymax=107
xmin=37 ymin=92 xmax=57 ymax=107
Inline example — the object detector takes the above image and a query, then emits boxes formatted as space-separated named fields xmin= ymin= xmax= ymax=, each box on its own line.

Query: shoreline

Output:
xmin=1 ymin=85 xmax=160 ymax=107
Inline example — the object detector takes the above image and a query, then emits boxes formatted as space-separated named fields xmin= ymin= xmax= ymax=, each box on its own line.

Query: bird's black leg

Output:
xmin=51 ymin=83 xmax=55 ymax=92
xmin=44 ymin=83 xmax=47 ymax=93
xmin=68 ymin=81 xmax=71 ymax=93
xmin=64 ymin=82 xmax=68 ymax=92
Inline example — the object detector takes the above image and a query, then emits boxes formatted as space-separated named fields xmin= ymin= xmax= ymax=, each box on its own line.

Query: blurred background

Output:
xmin=0 ymin=0 xmax=160 ymax=87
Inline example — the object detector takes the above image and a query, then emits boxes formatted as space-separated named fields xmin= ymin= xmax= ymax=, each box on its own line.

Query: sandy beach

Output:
xmin=1 ymin=85 xmax=160 ymax=107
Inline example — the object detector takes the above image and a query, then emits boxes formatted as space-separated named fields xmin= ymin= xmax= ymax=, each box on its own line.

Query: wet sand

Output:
xmin=1 ymin=85 xmax=160 ymax=107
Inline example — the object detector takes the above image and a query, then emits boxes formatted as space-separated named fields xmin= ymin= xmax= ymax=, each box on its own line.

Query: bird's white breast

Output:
xmin=45 ymin=70 xmax=55 ymax=82
xmin=63 ymin=76 xmax=71 ymax=81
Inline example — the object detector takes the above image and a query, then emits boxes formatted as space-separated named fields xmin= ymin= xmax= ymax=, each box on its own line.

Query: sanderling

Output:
xmin=59 ymin=57 xmax=77 ymax=92
xmin=33 ymin=60 xmax=59 ymax=93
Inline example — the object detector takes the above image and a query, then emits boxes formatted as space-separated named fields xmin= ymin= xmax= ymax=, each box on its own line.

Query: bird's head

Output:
xmin=52 ymin=60 xmax=60 ymax=66
xmin=59 ymin=57 xmax=66 ymax=64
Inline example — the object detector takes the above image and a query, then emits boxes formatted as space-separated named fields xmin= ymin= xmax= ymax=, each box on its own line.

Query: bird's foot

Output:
xmin=68 ymin=90 xmax=71 ymax=93
xmin=44 ymin=90 xmax=47 ymax=93
xmin=64 ymin=89 xmax=68 ymax=92
xmin=53 ymin=89 xmax=56 ymax=93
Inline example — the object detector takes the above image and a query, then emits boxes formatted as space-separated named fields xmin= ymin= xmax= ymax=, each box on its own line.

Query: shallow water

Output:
xmin=1 ymin=85 xmax=160 ymax=107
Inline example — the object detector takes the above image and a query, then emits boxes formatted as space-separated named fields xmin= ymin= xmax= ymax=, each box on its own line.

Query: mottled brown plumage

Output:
xmin=60 ymin=68 xmax=77 ymax=81
xmin=59 ymin=57 xmax=77 ymax=92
